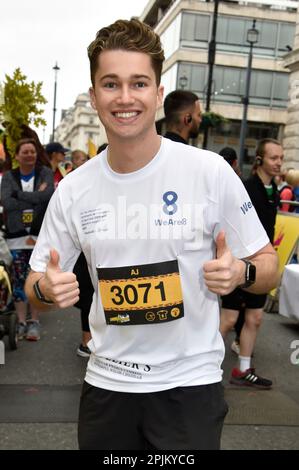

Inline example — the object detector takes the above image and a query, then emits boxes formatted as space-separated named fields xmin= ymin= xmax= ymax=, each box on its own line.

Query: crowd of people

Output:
xmin=0 ymin=17 xmax=298 ymax=450
xmin=0 ymin=139 xmax=98 ymax=350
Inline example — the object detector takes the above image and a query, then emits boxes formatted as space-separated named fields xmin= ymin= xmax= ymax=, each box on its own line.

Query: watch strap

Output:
xmin=33 ymin=278 xmax=54 ymax=305
xmin=239 ymin=259 xmax=255 ymax=288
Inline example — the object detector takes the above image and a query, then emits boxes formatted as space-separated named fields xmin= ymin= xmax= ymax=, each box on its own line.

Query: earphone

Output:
xmin=255 ymin=156 xmax=263 ymax=166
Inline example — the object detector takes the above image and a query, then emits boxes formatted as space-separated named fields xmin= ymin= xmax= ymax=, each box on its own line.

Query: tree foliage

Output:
xmin=199 ymin=111 xmax=229 ymax=131
xmin=0 ymin=68 xmax=47 ymax=158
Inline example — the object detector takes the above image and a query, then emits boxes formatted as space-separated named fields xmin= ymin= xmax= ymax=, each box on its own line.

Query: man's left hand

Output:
xmin=203 ymin=230 xmax=245 ymax=295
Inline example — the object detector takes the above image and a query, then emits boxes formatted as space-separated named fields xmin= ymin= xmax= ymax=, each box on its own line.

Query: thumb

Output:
xmin=216 ymin=231 xmax=228 ymax=259
xmin=47 ymin=249 xmax=61 ymax=271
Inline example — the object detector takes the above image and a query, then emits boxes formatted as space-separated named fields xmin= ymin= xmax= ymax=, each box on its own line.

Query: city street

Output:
xmin=0 ymin=305 xmax=298 ymax=450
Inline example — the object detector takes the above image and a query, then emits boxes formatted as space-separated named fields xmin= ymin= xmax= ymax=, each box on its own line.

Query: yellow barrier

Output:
xmin=271 ymin=211 xmax=299 ymax=296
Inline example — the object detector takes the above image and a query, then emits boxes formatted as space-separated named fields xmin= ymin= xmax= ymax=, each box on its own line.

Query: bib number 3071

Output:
xmin=97 ymin=260 xmax=184 ymax=326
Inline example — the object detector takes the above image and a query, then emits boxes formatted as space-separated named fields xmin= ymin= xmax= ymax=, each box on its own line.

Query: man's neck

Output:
xmin=167 ymin=126 xmax=189 ymax=142
xmin=107 ymin=133 xmax=161 ymax=174
xmin=256 ymin=168 xmax=272 ymax=185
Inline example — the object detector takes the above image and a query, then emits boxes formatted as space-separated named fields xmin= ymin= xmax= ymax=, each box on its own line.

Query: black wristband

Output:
xmin=33 ymin=278 xmax=54 ymax=305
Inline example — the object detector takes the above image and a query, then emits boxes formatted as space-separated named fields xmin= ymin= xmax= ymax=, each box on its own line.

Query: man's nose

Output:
xmin=116 ymin=86 xmax=135 ymax=104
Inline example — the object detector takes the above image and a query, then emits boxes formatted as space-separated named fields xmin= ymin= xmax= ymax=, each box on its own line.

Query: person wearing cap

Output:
xmin=45 ymin=142 xmax=69 ymax=188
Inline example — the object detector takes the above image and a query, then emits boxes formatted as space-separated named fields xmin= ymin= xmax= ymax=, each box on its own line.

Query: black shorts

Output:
xmin=221 ymin=288 xmax=267 ymax=310
xmin=78 ymin=381 xmax=228 ymax=450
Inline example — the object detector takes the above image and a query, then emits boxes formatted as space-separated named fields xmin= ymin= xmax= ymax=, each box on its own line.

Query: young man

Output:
xmin=25 ymin=19 xmax=279 ymax=450
xmin=220 ymin=138 xmax=282 ymax=389
xmin=163 ymin=90 xmax=202 ymax=144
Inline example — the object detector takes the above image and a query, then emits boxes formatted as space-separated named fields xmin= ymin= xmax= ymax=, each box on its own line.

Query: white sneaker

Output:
xmin=231 ymin=340 xmax=240 ymax=355
xmin=26 ymin=321 xmax=40 ymax=341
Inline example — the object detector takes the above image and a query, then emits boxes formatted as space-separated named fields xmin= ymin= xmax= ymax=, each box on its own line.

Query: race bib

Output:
xmin=22 ymin=209 xmax=33 ymax=228
xmin=97 ymin=260 xmax=184 ymax=326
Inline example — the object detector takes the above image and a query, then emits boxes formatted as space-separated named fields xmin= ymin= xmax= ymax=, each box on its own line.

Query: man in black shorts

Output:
xmin=220 ymin=138 xmax=282 ymax=389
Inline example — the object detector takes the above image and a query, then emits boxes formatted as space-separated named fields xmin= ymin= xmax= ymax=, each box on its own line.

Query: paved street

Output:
xmin=0 ymin=306 xmax=298 ymax=450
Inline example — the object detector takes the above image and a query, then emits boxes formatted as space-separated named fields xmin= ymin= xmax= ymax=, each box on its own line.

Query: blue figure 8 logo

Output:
xmin=163 ymin=191 xmax=178 ymax=215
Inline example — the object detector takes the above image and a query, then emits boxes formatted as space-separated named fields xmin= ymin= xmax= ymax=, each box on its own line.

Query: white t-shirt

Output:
xmin=30 ymin=137 xmax=269 ymax=392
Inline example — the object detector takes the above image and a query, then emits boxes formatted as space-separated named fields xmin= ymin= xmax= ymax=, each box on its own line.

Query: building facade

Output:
xmin=55 ymin=93 xmax=107 ymax=154
xmin=282 ymin=3 xmax=299 ymax=169
xmin=140 ymin=0 xmax=299 ymax=171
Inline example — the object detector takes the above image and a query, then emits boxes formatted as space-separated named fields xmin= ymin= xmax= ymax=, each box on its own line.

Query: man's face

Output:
xmin=90 ymin=50 xmax=164 ymax=142
xmin=189 ymin=100 xmax=202 ymax=139
xmin=261 ymin=143 xmax=284 ymax=178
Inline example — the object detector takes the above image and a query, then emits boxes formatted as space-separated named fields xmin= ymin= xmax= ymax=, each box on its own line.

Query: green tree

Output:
xmin=199 ymin=111 xmax=229 ymax=131
xmin=0 ymin=68 xmax=47 ymax=164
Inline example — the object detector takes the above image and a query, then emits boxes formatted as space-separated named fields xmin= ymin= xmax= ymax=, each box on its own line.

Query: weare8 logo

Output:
xmin=163 ymin=191 xmax=178 ymax=216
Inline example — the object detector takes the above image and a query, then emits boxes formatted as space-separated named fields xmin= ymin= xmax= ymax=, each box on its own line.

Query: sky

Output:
xmin=1 ymin=0 xmax=149 ymax=143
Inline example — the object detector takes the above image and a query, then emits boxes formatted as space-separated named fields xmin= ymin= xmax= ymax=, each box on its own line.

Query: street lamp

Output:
xmin=52 ymin=62 xmax=60 ymax=142
xmin=203 ymin=0 xmax=220 ymax=149
xmin=179 ymin=73 xmax=188 ymax=90
xmin=239 ymin=20 xmax=259 ymax=174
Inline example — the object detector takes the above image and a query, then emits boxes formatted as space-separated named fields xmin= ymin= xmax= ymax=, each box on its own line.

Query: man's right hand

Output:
xmin=38 ymin=249 xmax=80 ymax=308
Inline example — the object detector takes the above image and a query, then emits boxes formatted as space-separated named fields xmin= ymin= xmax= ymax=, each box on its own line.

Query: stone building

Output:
xmin=55 ymin=93 xmax=107 ymax=154
xmin=140 ymin=0 xmax=298 ymax=172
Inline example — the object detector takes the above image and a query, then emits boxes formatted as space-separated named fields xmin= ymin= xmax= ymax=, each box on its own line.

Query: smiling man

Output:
xmin=25 ymin=19 xmax=279 ymax=450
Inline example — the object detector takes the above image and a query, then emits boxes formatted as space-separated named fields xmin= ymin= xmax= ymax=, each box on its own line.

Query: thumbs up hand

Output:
xmin=203 ymin=231 xmax=245 ymax=295
xmin=47 ymin=249 xmax=61 ymax=273
xmin=38 ymin=249 xmax=80 ymax=308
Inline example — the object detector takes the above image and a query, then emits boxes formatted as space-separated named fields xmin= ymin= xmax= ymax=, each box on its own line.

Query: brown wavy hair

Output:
xmin=87 ymin=18 xmax=165 ymax=86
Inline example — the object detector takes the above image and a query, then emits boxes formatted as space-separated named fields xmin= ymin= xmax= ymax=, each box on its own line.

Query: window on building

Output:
xmin=177 ymin=63 xmax=207 ymax=96
xmin=195 ymin=14 xmax=210 ymax=41
xmin=278 ymin=23 xmax=296 ymax=51
xmin=258 ymin=21 xmax=278 ymax=50
xmin=223 ymin=68 xmax=242 ymax=96
xmin=181 ymin=12 xmax=295 ymax=58
xmin=226 ymin=18 xmax=248 ymax=45
xmin=182 ymin=63 xmax=288 ymax=108
xmin=272 ymin=73 xmax=289 ymax=103
xmin=250 ymin=71 xmax=272 ymax=101
xmin=181 ymin=13 xmax=210 ymax=42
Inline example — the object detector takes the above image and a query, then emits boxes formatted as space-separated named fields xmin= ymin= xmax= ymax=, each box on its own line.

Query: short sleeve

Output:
xmin=29 ymin=186 xmax=81 ymax=273
xmin=216 ymin=160 xmax=269 ymax=258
